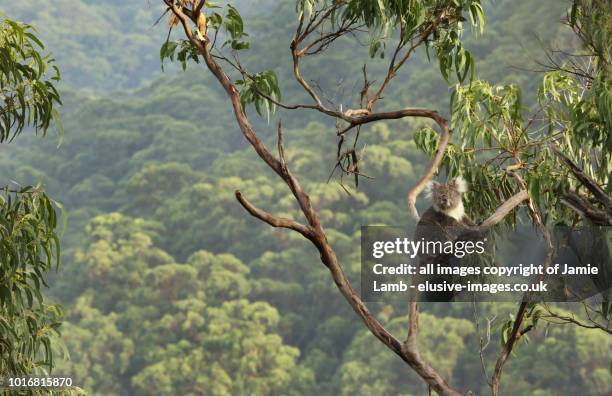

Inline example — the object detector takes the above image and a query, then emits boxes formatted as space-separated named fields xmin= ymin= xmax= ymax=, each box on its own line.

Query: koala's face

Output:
xmin=432 ymin=184 xmax=463 ymax=210
xmin=428 ymin=177 xmax=467 ymax=210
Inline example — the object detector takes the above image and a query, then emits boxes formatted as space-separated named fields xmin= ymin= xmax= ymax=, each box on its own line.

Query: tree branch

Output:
xmin=366 ymin=22 xmax=437 ymax=110
xmin=479 ymin=190 xmax=529 ymax=229
xmin=550 ymin=144 xmax=612 ymax=211
xmin=540 ymin=304 xmax=612 ymax=335
xmin=235 ymin=191 xmax=314 ymax=240
xmin=561 ymin=191 xmax=612 ymax=226
xmin=406 ymin=113 xmax=450 ymax=221
xmin=194 ymin=0 xmax=206 ymax=16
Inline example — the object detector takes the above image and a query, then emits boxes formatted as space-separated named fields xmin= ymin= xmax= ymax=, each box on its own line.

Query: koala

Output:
xmin=413 ymin=176 xmax=480 ymax=301
xmin=427 ymin=176 xmax=468 ymax=221
xmin=418 ymin=176 xmax=474 ymax=232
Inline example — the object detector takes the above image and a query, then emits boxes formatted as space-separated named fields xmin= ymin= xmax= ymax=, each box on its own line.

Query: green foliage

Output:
xmin=411 ymin=0 xmax=612 ymax=370
xmin=236 ymin=70 xmax=281 ymax=120
xmin=219 ymin=4 xmax=251 ymax=50
xmin=0 ymin=14 xmax=66 ymax=389
xmin=160 ymin=40 xmax=200 ymax=71
xmin=160 ymin=2 xmax=250 ymax=70
xmin=498 ymin=315 xmax=612 ymax=395
xmin=417 ymin=0 xmax=611 ymax=232
xmin=55 ymin=214 xmax=309 ymax=396
xmin=55 ymin=295 xmax=134 ymax=395
xmin=569 ymin=0 xmax=611 ymax=68
xmin=441 ymin=80 xmax=534 ymax=225
xmin=0 ymin=15 xmax=62 ymax=143
xmin=161 ymin=3 xmax=280 ymax=119
xmin=413 ymin=70 xmax=610 ymax=228
xmin=161 ymin=0 xmax=485 ymax=122
xmin=0 ymin=0 xmax=171 ymax=92
xmin=297 ymin=0 xmax=485 ymax=84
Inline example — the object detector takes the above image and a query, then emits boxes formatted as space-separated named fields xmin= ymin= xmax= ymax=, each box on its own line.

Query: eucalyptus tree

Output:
xmin=156 ymin=1 xmax=610 ymax=394
xmin=0 ymin=14 xmax=66 ymax=382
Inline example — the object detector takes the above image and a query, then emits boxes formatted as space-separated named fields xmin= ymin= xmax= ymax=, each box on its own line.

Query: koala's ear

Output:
xmin=424 ymin=181 xmax=439 ymax=198
xmin=452 ymin=176 xmax=468 ymax=193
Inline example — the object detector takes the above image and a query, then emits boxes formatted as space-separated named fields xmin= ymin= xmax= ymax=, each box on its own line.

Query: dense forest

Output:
xmin=0 ymin=1 xmax=610 ymax=395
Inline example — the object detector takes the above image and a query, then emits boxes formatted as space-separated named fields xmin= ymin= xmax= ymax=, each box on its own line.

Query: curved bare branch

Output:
xmin=479 ymin=190 xmax=529 ymax=229
xmin=406 ymin=113 xmax=450 ymax=221
xmin=235 ymin=191 xmax=314 ymax=240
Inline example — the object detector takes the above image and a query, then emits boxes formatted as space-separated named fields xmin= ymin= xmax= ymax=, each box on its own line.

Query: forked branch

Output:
xmin=235 ymin=191 xmax=314 ymax=240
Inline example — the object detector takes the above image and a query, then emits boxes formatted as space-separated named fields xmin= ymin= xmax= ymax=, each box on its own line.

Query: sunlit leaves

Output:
xmin=54 ymin=296 xmax=133 ymax=395
xmin=539 ymin=70 xmax=611 ymax=176
xmin=549 ymin=1 xmax=611 ymax=190
xmin=0 ymin=15 xmax=62 ymax=143
xmin=413 ymin=126 xmax=439 ymax=156
xmin=199 ymin=3 xmax=251 ymax=50
xmin=443 ymin=49 xmax=609 ymax=228
xmin=296 ymin=0 xmax=317 ymax=18
xmin=538 ymin=68 xmax=610 ymax=213
xmin=468 ymin=1 xmax=485 ymax=34
xmin=63 ymin=215 xmax=304 ymax=395
xmin=431 ymin=81 xmax=538 ymax=225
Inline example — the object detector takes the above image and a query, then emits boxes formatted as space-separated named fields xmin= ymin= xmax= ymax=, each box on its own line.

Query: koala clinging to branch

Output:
xmin=415 ymin=176 xmax=478 ymax=252
xmin=413 ymin=176 xmax=483 ymax=301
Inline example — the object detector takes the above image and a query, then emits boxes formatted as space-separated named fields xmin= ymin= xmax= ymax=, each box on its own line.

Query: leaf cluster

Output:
xmin=0 ymin=15 xmax=62 ymax=143
xmin=0 ymin=187 xmax=65 ymax=378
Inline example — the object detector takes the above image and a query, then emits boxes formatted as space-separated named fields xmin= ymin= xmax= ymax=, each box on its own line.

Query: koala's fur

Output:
xmin=424 ymin=176 xmax=468 ymax=222
xmin=415 ymin=176 xmax=475 ymax=251
xmin=413 ymin=176 xmax=480 ymax=302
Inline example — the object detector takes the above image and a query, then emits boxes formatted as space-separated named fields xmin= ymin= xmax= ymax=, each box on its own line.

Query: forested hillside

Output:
xmin=0 ymin=1 xmax=610 ymax=395
xmin=0 ymin=0 xmax=276 ymax=92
